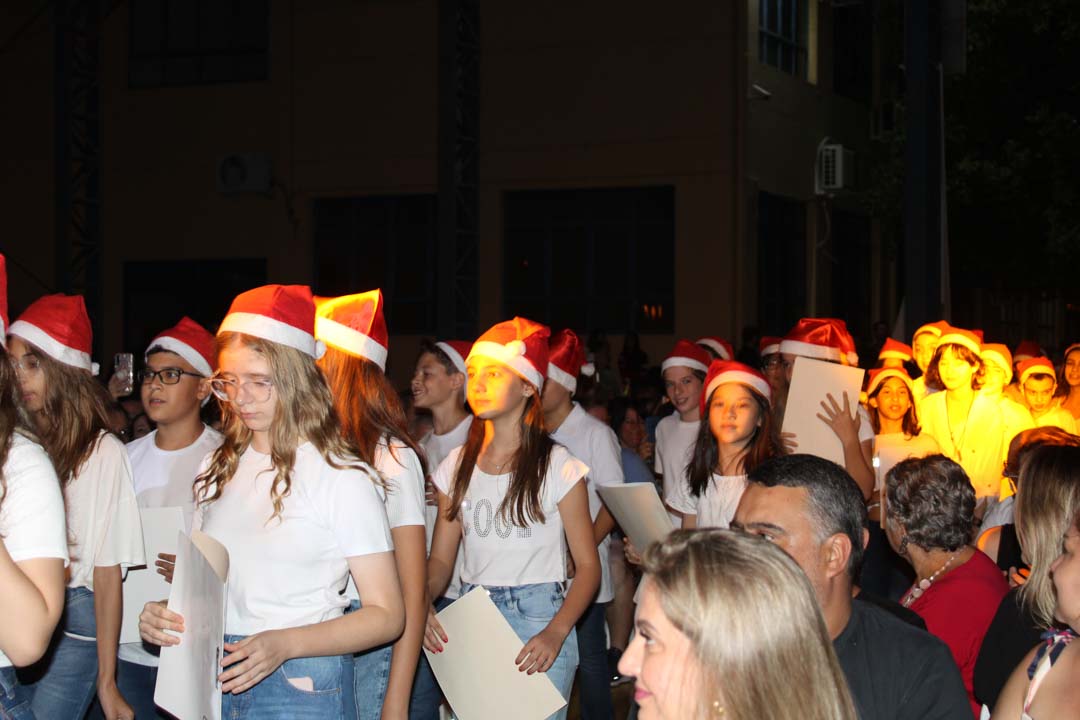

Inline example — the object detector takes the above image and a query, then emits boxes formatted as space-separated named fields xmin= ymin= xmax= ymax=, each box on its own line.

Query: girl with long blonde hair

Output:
xmin=139 ymin=285 xmax=403 ymax=719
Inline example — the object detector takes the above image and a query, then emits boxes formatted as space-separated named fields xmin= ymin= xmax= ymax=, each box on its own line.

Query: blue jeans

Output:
xmin=407 ymin=596 xmax=453 ymax=720
xmin=22 ymin=587 xmax=98 ymax=720
xmin=462 ymin=583 xmax=579 ymax=720
xmin=219 ymin=634 xmax=355 ymax=720
xmin=348 ymin=599 xmax=392 ymax=720
xmin=87 ymin=659 xmax=166 ymax=719
xmin=576 ymin=602 xmax=614 ymax=719
xmin=0 ymin=666 xmax=35 ymax=719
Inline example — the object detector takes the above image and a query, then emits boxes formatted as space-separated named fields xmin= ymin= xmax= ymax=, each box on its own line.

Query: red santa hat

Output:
xmin=1018 ymin=357 xmax=1057 ymax=387
xmin=661 ymin=340 xmax=711 ymax=374
xmin=8 ymin=294 xmax=98 ymax=374
xmin=218 ymin=284 xmax=324 ymax=359
xmin=0 ymin=254 xmax=7 ymax=348
xmin=696 ymin=336 xmax=733 ymax=361
xmin=759 ymin=335 xmax=783 ymax=357
xmin=866 ymin=367 xmax=914 ymax=397
xmin=1014 ymin=340 xmax=1042 ymax=363
xmin=980 ymin=343 xmax=1014 ymax=383
xmin=314 ymin=289 xmax=389 ymax=370
xmin=779 ymin=318 xmax=849 ymax=363
xmin=147 ymin=317 xmax=216 ymax=376
xmin=913 ymin=320 xmax=948 ymax=341
xmin=700 ymin=360 xmax=772 ymax=416
xmin=547 ymin=329 xmax=595 ymax=394
xmin=467 ymin=317 xmax=551 ymax=390
xmin=877 ymin=338 xmax=913 ymax=363
xmin=936 ymin=326 xmax=981 ymax=357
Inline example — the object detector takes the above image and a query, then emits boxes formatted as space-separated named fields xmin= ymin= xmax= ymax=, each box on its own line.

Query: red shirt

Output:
xmin=910 ymin=548 xmax=1009 ymax=718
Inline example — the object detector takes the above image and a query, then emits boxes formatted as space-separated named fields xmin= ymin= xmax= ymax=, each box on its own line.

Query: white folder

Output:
xmin=154 ymin=530 xmax=229 ymax=720
xmin=424 ymin=587 xmax=567 ymax=720
xmin=597 ymin=483 xmax=674 ymax=552
xmin=120 ymin=506 xmax=185 ymax=644
xmin=781 ymin=356 xmax=866 ymax=466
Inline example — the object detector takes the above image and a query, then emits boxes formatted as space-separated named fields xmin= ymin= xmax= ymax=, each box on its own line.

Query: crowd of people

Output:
xmin=1 ymin=250 xmax=1079 ymax=720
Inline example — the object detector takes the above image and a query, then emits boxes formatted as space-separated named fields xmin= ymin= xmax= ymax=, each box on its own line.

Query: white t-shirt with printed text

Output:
xmin=0 ymin=433 xmax=69 ymax=668
xmin=119 ymin=425 xmax=223 ymax=667
xmin=195 ymin=443 xmax=393 ymax=636
xmin=432 ymin=444 xmax=587 ymax=588
xmin=550 ymin=403 xmax=623 ymax=603
xmin=66 ymin=432 xmax=145 ymax=591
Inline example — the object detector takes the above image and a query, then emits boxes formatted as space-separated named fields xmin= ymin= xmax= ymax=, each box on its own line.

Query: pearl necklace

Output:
xmin=902 ymin=551 xmax=959 ymax=607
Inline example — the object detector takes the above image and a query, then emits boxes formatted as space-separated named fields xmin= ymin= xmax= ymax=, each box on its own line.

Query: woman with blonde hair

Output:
xmin=139 ymin=285 xmax=403 ymax=719
xmin=618 ymin=528 xmax=857 ymax=720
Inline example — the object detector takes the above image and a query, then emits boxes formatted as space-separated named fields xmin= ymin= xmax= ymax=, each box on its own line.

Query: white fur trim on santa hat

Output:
xmin=9 ymin=320 xmax=99 ymax=375
xmin=697 ymin=338 xmax=731 ymax=360
xmin=778 ymin=338 xmax=843 ymax=363
xmin=220 ymin=312 xmax=326 ymax=359
xmin=705 ymin=370 xmax=771 ymax=406
xmin=547 ymin=362 xmax=578 ymax=394
xmin=469 ymin=339 xmax=544 ymax=389
xmin=435 ymin=342 xmax=467 ymax=375
xmin=315 ymin=316 xmax=388 ymax=370
xmin=147 ymin=337 xmax=213 ymax=377
xmin=661 ymin=356 xmax=708 ymax=374
xmin=761 ymin=342 xmax=781 ymax=356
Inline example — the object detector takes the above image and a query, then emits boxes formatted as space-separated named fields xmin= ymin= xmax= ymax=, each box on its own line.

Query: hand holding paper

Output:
xmin=139 ymin=601 xmax=184 ymax=646
xmin=816 ymin=392 xmax=862 ymax=447
xmin=781 ymin=357 xmax=865 ymax=466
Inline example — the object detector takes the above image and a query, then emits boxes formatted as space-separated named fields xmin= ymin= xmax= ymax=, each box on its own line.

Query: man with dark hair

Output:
xmin=733 ymin=454 xmax=971 ymax=720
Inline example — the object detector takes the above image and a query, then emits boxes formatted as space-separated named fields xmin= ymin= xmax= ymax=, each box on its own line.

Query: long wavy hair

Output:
xmin=17 ymin=341 xmax=112 ymax=485
xmin=686 ymin=384 xmax=781 ymax=498
xmin=446 ymin=388 xmax=553 ymax=527
xmin=1015 ymin=443 xmax=1080 ymax=628
xmin=0 ymin=346 xmax=40 ymax=511
xmin=194 ymin=332 xmax=367 ymax=523
xmin=317 ymin=346 xmax=426 ymax=477
xmin=642 ymin=529 xmax=858 ymax=720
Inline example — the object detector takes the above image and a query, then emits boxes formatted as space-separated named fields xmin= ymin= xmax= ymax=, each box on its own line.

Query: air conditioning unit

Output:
xmin=818 ymin=144 xmax=855 ymax=192
xmin=216 ymin=153 xmax=272 ymax=194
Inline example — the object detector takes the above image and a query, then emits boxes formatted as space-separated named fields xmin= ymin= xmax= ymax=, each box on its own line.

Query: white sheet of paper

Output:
xmin=597 ymin=483 xmax=674 ymax=552
xmin=424 ymin=587 xmax=567 ymax=720
xmin=154 ymin=530 xmax=229 ymax=720
xmin=120 ymin=506 xmax=185 ymax=644
xmin=874 ymin=435 xmax=926 ymax=492
xmin=782 ymin=356 xmax=866 ymax=466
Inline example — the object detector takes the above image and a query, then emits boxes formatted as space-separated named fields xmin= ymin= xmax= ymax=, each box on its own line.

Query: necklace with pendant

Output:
xmin=945 ymin=394 xmax=974 ymax=462
xmin=902 ymin=551 xmax=959 ymax=607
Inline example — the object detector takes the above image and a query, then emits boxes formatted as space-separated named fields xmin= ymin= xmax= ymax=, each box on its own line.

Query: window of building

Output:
xmin=503 ymin=187 xmax=675 ymax=334
xmin=313 ymin=195 xmax=438 ymax=335
xmin=757 ymin=191 xmax=806 ymax=334
xmin=129 ymin=0 xmax=269 ymax=87
xmin=759 ymin=0 xmax=808 ymax=79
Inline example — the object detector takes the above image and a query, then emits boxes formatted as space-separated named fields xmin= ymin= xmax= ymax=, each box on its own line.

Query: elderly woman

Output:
xmin=618 ymin=528 xmax=857 ymax=720
xmin=991 ymin=444 xmax=1080 ymax=718
xmin=885 ymin=455 xmax=1008 ymax=717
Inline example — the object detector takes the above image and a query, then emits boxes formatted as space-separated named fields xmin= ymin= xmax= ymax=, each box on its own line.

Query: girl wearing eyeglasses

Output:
xmin=7 ymin=294 xmax=145 ymax=720
xmin=138 ymin=285 xmax=403 ymax=720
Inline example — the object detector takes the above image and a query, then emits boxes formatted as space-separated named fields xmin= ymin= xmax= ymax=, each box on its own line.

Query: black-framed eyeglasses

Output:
xmin=209 ymin=375 xmax=274 ymax=404
xmin=139 ymin=368 xmax=204 ymax=385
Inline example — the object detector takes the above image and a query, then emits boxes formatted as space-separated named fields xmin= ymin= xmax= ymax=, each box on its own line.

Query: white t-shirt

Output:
xmin=421 ymin=415 xmax=473 ymax=599
xmin=1034 ymin=405 xmax=1078 ymax=435
xmin=0 ymin=433 xmax=69 ymax=668
xmin=67 ymin=432 xmax=146 ymax=591
xmin=668 ymin=473 xmax=748 ymax=529
xmin=432 ymin=444 xmax=587 ymax=588
xmin=195 ymin=443 xmax=393 ymax=636
xmin=655 ymin=414 xmax=700 ymax=525
xmin=119 ymin=426 xmax=223 ymax=667
xmin=550 ymin=403 xmax=624 ymax=603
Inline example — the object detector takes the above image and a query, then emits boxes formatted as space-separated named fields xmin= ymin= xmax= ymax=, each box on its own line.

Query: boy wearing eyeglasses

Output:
xmin=107 ymin=317 xmax=223 ymax=719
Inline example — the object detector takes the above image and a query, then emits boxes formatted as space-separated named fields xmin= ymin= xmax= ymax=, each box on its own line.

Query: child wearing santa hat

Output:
xmin=138 ymin=285 xmax=403 ymax=719
xmin=1018 ymin=357 xmax=1077 ymax=434
xmin=112 ymin=316 xmax=224 ymax=718
xmin=653 ymin=340 xmax=711 ymax=524
xmin=541 ymin=328 xmax=623 ymax=719
xmin=8 ymin=293 xmax=145 ymax=719
xmin=0 ymin=257 xmax=69 ymax=716
xmin=315 ymin=290 xmax=428 ymax=719
xmin=668 ymin=361 xmax=783 ymax=529
xmin=424 ymin=318 xmax=599 ymax=719
xmin=918 ymin=327 xmax=1009 ymax=505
